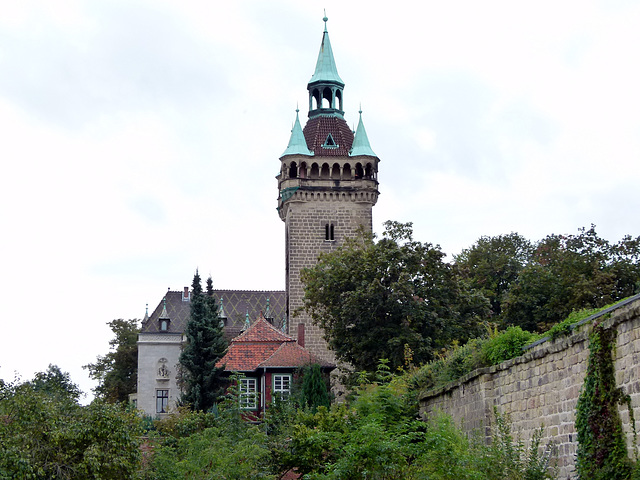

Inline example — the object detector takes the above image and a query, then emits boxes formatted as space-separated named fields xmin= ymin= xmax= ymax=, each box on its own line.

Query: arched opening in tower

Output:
xmin=321 ymin=163 xmax=330 ymax=179
xmin=331 ymin=163 xmax=340 ymax=179
xmin=310 ymin=163 xmax=320 ymax=179
xmin=342 ymin=163 xmax=351 ymax=180
xmin=322 ymin=87 xmax=332 ymax=108
xmin=289 ymin=162 xmax=298 ymax=178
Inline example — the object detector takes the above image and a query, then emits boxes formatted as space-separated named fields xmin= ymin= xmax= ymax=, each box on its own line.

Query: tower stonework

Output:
xmin=277 ymin=17 xmax=379 ymax=363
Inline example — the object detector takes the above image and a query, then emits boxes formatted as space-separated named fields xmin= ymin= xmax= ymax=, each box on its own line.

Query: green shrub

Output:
xmin=483 ymin=326 xmax=537 ymax=364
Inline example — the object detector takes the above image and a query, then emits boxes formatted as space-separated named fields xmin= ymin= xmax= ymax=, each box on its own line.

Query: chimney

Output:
xmin=297 ymin=323 xmax=305 ymax=347
xmin=182 ymin=287 xmax=189 ymax=301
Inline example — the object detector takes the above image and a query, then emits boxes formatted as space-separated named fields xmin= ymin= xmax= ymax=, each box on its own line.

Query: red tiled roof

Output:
xmin=303 ymin=115 xmax=354 ymax=156
xmin=216 ymin=315 xmax=335 ymax=372
xmin=234 ymin=315 xmax=295 ymax=343
xmin=259 ymin=341 xmax=334 ymax=368
xmin=217 ymin=342 xmax=283 ymax=371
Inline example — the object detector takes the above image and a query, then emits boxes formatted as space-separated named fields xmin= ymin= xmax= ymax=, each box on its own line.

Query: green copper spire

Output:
xmin=281 ymin=108 xmax=313 ymax=157
xmin=308 ymin=15 xmax=344 ymax=86
xmin=350 ymin=109 xmax=377 ymax=157
xmin=159 ymin=297 xmax=169 ymax=319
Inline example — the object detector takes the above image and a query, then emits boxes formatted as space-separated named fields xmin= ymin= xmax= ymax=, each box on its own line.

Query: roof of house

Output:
xmin=140 ymin=288 xmax=286 ymax=337
xmin=216 ymin=315 xmax=335 ymax=372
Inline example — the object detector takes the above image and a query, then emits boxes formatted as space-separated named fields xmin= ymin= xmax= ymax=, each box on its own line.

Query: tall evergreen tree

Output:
xmin=179 ymin=270 xmax=228 ymax=411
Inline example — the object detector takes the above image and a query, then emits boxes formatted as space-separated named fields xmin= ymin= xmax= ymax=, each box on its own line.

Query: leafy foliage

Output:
xmin=0 ymin=369 xmax=141 ymax=479
xmin=84 ymin=318 xmax=139 ymax=403
xmin=27 ymin=363 xmax=83 ymax=401
xmin=455 ymin=232 xmax=534 ymax=317
xmin=179 ymin=270 xmax=228 ymax=411
xmin=301 ymin=221 xmax=489 ymax=373
xmin=503 ymin=226 xmax=640 ymax=332
xmin=482 ymin=326 xmax=538 ymax=365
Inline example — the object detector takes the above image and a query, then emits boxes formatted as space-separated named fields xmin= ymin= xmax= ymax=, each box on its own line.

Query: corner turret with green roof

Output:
xmin=281 ymin=108 xmax=313 ymax=157
xmin=350 ymin=109 xmax=377 ymax=157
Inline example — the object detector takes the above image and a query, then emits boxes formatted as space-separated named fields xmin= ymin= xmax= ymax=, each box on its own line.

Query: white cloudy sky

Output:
xmin=1 ymin=0 xmax=639 ymax=398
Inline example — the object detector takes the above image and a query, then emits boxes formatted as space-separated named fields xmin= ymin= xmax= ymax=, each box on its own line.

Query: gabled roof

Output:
xmin=308 ymin=17 xmax=344 ymax=87
xmin=350 ymin=110 xmax=377 ymax=157
xmin=233 ymin=315 xmax=295 ymax=343
xmin=216 ymin=315 xmax=335 ymax=372
xmin=259 ymin=341 xmax=334 ymax=368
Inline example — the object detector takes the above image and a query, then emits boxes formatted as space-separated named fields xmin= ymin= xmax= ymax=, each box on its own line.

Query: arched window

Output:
xmin=289 ymin=162 xmax=298 ymax=178
xmin=321 ymin=163 xmax=330 ymax=179
xmin=355 ymin=163 xmax=364 ymax=179
xmin=331 ymin=163 xmax=340 ymax=179
xmin=310 ymin=163 xmax=319 ymax=178
xmin=322 ymin=87 xmax=332 ymax=108
xmin=365 ymin=163 xmax=373 ymax=179
xmin=335 ymin=90 xmax=342 ymax=111
xmin=300 ymin=162 xmax=307 ymax=178
xmin=342 ymin=163 xmax=351 ymax=180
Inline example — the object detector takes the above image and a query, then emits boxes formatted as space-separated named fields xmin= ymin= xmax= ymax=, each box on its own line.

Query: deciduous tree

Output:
xmin=301 ymin=221 xmax=489 ymax=372
xmin=84 ymin=318 xmax=139 ymax=403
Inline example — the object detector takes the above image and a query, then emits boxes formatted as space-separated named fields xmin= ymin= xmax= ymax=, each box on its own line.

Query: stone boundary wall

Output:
xmin=420 ymin=296 xmax=640 ymax=480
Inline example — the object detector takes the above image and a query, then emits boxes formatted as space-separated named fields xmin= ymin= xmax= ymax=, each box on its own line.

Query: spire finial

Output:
xmin=359 ymin=102 xmax=362 ymax=115
xmin=323 ymin=10 xmax=328 ymax=32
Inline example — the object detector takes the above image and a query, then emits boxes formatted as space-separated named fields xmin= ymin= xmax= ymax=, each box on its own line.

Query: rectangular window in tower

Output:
xmin=273 ymin=374 xmax=292 ymax=401
xmin=156 ymin=389 xmax=169 ymax=413
xmin=240 ymin=378 xmax=257 ymax=409
xmin=325 ymin=223 xmax=335 ymax=241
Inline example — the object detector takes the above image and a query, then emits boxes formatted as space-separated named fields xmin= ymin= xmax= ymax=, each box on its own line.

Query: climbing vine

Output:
xmin=575 ymin=319 xmax=636 ymax=480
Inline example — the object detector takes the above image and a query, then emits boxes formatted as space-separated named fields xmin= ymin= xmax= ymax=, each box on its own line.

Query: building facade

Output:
xmin=134 ymin=289 xmax=285 ymax=416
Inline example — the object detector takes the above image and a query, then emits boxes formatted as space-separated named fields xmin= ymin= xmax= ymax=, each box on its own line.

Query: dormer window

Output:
xmin=322 ymin=133 xmax=338 ymax=149
xmin=160 ymin=319 xmax=169 ymax=331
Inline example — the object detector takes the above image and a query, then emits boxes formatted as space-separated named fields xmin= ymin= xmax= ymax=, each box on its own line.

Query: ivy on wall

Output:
xmin=575 ymin=319 xmax=637 ymax=480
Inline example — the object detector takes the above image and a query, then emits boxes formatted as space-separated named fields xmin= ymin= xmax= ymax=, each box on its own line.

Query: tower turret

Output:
xmin=277 ymin=16 xmax=380 ymax=363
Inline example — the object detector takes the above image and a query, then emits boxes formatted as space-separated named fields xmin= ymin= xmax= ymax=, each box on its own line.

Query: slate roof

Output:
xmin=216 ymin=315 xmax=335 ymax=372
xmin=140 ymin=289 xmax=286 ymax=337
xmin=303 ymin=115 xmax=354 ymax=156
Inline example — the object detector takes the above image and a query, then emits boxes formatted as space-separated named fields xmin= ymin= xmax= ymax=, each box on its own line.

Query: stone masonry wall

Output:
xmin=420 ymin=297 xmax=640 ymax=480
xmin=286 ymin=199 xmax=373 ymax=363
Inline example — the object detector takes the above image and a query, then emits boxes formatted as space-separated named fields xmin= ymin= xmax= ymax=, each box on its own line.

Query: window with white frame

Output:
xmin=156 ymin=389 xmax=169 ymax=414
xmin=239 ymin=378 xmax=257 ymax=409
xmin=273 ymin=374 xmax=292 ymax=401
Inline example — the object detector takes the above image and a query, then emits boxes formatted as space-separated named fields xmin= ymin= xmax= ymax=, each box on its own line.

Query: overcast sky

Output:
xmin=2 ymin=0 xmax=639 ymax=399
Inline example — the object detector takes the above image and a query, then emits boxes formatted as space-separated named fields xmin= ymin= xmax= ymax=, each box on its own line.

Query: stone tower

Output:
xmin=277 ymin=16 xmax=379 ymax=362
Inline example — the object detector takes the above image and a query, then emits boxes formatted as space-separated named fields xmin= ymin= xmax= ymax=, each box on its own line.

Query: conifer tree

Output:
xmin=179 ymin=270 xmax=228 ymax=411
xmin=300 ymin=364 xmax=330 ymax=412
